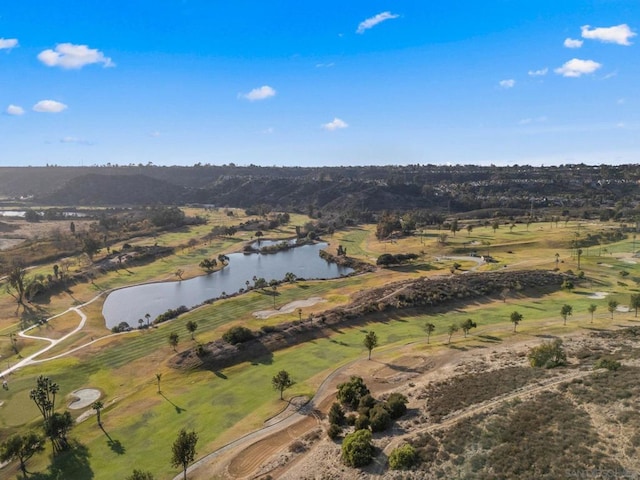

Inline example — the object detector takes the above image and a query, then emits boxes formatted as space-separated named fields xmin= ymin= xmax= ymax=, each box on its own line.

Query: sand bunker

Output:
xmin=617 ymin=306 xmax=630 ymax=313
xmin=622 ymin=259 xmax=637 ymax=265
xmin=253 ymin=297 xmax=326 ymax=319
xmin=68 ymin=388 xmax=101 ymax=410
xmin=588 ymin=292 xmax=609 ymax=300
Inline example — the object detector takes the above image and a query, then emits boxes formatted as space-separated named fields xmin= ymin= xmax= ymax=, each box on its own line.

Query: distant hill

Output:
xmin=0 ymin=164 xmax=638 ymax=214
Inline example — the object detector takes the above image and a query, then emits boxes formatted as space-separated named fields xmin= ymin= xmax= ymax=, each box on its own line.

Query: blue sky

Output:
xmin=0 ymin=1 xmax=638 ymax=167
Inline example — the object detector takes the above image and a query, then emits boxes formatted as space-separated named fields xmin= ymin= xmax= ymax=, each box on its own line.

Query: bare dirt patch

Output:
xmin=253 ymin=297 xmax=327 ymax=319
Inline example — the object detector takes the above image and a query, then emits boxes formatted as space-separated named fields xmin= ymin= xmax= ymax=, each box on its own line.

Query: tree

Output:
xmin=29 ymin=375 xmax=67 ymax=452
xmin=0 ymin=432 xmax=44 ymax=477
xmin=388 ymin=444 xmax=417 ymax=470
xmin=81 ymin=235 xmax=102 ymax=261
xmin=555 ymin=252 xmax=560 ymax=268
xmin=70 ymin=221 xmax=76 ymax=235
xmin=186 ymin=320 xmax=198 ymax=340
xmin=447 ymin=324 xmax=459 ymax=344
xmin=424 ymin=322 xmax=435 ymax=344
xmin=171 ymin=429 xmax=198 ymax=480
xmin=168 ymin=332 xmax=179 ymax=351
xmin=271 ymin=370 xmax=294 ymax=400
xmin=328 ymin=402 xmax=345 ymax=425
xmin=460 ymin=318 xmax=477 ymax=337
xmin=608 ymin=300 xmax=619 ymax=319
xmin=145 ymin=313 xmax=151 ymax=328
xmin=510 ymin=311 xmax=523 ymax=332
xmin=126 ymin=470 xmax=156 ymax=480
xmin=6 ymin=262 xmax=28 ymax=306
xmin=560 ymin=304 xmax=573 ymax=326
xmin=199 ymin=258 xmax=217 ymax=272
xmin=363 ymin=331 xmax=378 ymax=360
xmin=630 ymin=294 xmax=640 ymax=317
xmin=466 ymin=224 xmax=473 ymax=237
xmin=156 ymin=373 xmax=162 ymax=393
xmin=92 ymin=400 xmax=104 ymax=427
xmin=174 ymin=269 xmax=184 ymax=280
xmin=341 ymin=429 xmax=374 ymax=467
xmin=577 ymin=248 xmax=583 ymax=269
xmin=43 ymin=412 xmax=73 ymax=454
xmin=450 ymin=218 xmax=459 ymax=237
xmin=337 ymin=376 xmax=370 ymax=409
xmin=588 ymin=303 xmax=597 ymax=323
xmin=491 ymin=220 xmax=500 ymax=234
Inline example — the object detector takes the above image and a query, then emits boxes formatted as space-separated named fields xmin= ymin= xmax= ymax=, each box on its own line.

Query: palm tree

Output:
xmin=92 ymin=401 xmax=104 ymax=427
xmin=155 ymin=373 xmax=162 ymax=393
xmin=587 ymin=304 xmax=597 ymax=323
xmin=145 ymin=313 xmax=151 ymax=327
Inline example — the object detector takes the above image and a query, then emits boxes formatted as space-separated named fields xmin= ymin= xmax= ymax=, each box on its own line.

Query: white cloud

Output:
xmin=33 ymin=100 xmax=68 ymax=113
xmin=315 ymin=62 xmax=335 ymax=68
xmin=240 ymin=85 xmax=276 ymax=101
xmin=581 ymin=24 xmax=636 ymax=45
xmin=262 ymin=127 xmax=275 ymax=134
xmin=528 ymin=68 xmax=548 ymax=76
xmin=0 ymin=38 xmax=18 ymax=50
xmin=6 ymin=104 xmax=25 ymax=116
xmin=37 ymin=43 xmax=114 ymax=69
xmin=322 ymin=118 xmax=348 ymax=131
xmin=564 ymin=38 xmax=583 ymax=48
xmin=554 ymin=58 xmax=602 ymax=77
xmin=518 ymin=116 xmax=547 ymax=125
xmin=356 ymin=11 xmax=399 ymax=34
xmin=149 ymin=131 xmax=161 ymax=138
xmin=499 ymin=79 xmax=515 ymax=88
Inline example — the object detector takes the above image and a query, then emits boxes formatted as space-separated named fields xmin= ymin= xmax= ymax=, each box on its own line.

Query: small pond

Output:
xmin=102 ymin=242 xmax=353 ymax=329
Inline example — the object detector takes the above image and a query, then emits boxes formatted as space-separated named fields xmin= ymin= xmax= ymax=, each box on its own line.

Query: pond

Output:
xmin=102 ymin=242 xmax=353 ymax=329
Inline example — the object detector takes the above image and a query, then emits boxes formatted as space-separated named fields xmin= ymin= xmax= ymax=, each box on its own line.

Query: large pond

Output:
xmin=102 ymin=243 xmax=353 ymax=329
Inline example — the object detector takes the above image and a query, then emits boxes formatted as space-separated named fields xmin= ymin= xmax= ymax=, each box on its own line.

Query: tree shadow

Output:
xmin=214 ymin=370 xmax=228 ymax=379
xmin=160 ymin=392 xmax=186 ymax=414
xmin=100 ymin=425 xmax=126 ymax=455
xmin=478 ymin=334 xmax=502 ymax=343
xmin=29 ymin=440 xmax=94 ymax=480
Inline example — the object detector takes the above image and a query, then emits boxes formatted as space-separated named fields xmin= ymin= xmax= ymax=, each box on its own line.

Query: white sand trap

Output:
xmin=68 ymin=388 xmax=101 ymax=410
xmin=617 ymin=306 xmax=630 ymax=313
xmin=253 ymin=297 xmax=326 ymax=319
xmin=597 ymin=263 xmax=613 ymax=268
xmin=623 ymin=259 xmax=637 ymax=264
xmin=588 ymin=292 xmax=609 ymax=300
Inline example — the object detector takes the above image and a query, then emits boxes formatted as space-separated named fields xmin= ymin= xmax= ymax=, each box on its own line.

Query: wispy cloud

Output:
xmin=262 ymin=127 xmax=275 ymax=134
xmin=528 ymin=68 xmax=548 ymax=77
xmin=499 ymin=79 xmax=515 ymax=88
xmin=240 ymin=85 xmax=276 ymax=101
xmin=322 ymin=118 xmax=348 ymax=131
xmin=581 ymin=24 xmax=636 ymax=45
xmin=554 ymin=58 xmax=602 ymax=77
xmin=149 ymin=131 xmax=161 ymax=138
xmin=60 ymin=136 xmax=93 ymax=146
xmin=356 ymin=12 xmax=399 ymax=34
xmin=315 ymin=62 xmax=335 ymax=68
xmin=6 ymin=104 xmax=25 ymax=116
xmin=0 ymin=38 xmax=18 ymax=50
xmin=33 ymin=100 xmax=68 ymax=113
xmin=564 ymin=38 xmax=583 ymax=48
xmin=38 ymin=43 xmax=114 ymax=69
xmin=518 ymin=116 xmax=547 ymax=125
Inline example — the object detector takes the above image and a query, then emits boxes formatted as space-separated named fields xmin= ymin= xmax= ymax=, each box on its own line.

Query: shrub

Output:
xmin=528 ymin=339 xmax=566 ymax=368
xmin=369 ymin=403 xmax=392 ymax=432
xmin=357 ymin=394 xmax=377 ymax=415
xmin=341 ymin=429 xmax=374 ymax=467
xmin=385 ymin=393 xmax=408 ymax=419
xmin=593 ymin=358 xmax=622 ymax=371
xmin=354 ymin=414 xmax=370 ymax=431
xmin=327 ymin=423 xmax=342 ymax=440
xmin=222 ymin=326 xmax=254 ymax=345
xmin=345 ymin=414 xmax=357 ymax=426
xmin=388 ymin=444 xmax=417 ymax=470
xmin=328 ymin=402 xmax=345 ymax=426
xmin=337 ymin=376 xmax=370 ymax=409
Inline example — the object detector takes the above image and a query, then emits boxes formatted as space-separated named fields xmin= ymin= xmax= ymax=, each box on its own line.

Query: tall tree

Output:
xmin=186 ymin=320 xmax=198 ymax=340
xmin=577 ymin=248 xmax=583 ymax=269
xmin=363 ymin=331 xmax=378 ymax=360
xmin=424 ymin=322 xmax=436 ymax=344
xmin=630 ymin=294 xmax=640 ymax=317
xmin=168 ymin=332 xmax=179 ymax=351
xmin=447 ymin=324 xmax=459 ymax=344
xmin=460 ymin=319 xmax=477 ymax=337
xmin=608 ymin=300 xmax=619 ymax=319
xmin=155 ymin=373 xmax=162 ymax=393
xmin=560 ymin=304 xmax=573 ymax=326
xmin=6 ymin=262 xmax=28 ymax=306
xmin=271 ymin=370 xmax=294 ymax=400
xmin=510 ymin=311 xmax=523 ymax=332
xmin=587 ymin=303 xmax=597 ymax=323
xmin=171 ymin=429 xmax=198 ymax=480
xmin=92 ymin=401 xmax=104 ymax=427
xmin=0 ymin=432 xmax=44 ymax=477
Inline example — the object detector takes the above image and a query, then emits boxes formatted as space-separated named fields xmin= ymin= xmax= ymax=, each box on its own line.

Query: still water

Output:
xmin=102 ymin=243 xmax=352 ymax=329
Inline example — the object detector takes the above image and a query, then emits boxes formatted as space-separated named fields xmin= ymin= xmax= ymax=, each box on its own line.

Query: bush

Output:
xmin=327 ymin=423 xmax=342 ymax=440
xmin=354 ymin=414 xmax=370 ymax=431
xmin=388 ymin=444 xmax=417 ymax=470
xmin=341 ymin=429 xmax=374 ymax=467
xmin=328 ymin=402 xmax=345 ymax=426
xmin=385 ymin=393 xmax=408 ymax=419
xmin=528 ymin=339 xmax=566 ymax=368
xmin=345 ymin=414 xmax=357 ymax=426
xmin=593 ymin=358 xmax=622 ymax=371
xmin=337 ymin=376 xmax=370 ymax=409
xmin=357 ymin=394 xmax=376 ymax=415
xmin=369 ymin=403 xmax=392 ymax=432
xmin=222 ymin=326 xmax=254 ymax=344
